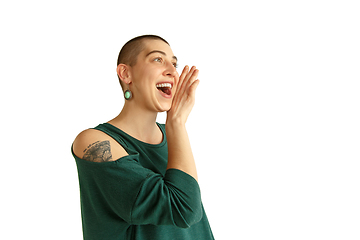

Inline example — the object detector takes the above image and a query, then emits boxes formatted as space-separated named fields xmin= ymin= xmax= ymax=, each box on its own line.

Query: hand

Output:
xmin=167 ymin=65 xmax=200 ymax=125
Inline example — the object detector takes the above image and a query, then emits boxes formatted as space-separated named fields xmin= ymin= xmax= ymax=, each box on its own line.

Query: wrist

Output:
xmin=166 ymin=116 xmax=186 ymax=127
xmin=165 ymin=119 xmax=186 ymax=131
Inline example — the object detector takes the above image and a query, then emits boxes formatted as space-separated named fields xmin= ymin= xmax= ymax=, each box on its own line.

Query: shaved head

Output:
xmin=117 ymin=35 xmax=170 ymax=89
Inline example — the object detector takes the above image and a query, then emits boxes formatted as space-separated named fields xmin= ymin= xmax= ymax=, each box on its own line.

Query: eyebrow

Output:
xmin=146 ymin=50 xmax=178 ymax=62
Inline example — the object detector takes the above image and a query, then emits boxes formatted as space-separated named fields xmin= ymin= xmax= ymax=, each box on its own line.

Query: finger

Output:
xmin=176 ymin=66 xmax=195 ymax=96
xmin=188 ymin=79 xmax=200 ymax=97
xmin=182 ymin=66 xmax=196 ymax=81
xmin=187 ymin=66 xmax=197 ymax=80
xmin=182 ymin=65 xmax=190 ymax=75
xmin=175 ymin=66 xmax=198 ymax=100
xmin=177 ymin=65 xmax=189 ymax=90
xmin=177 ymin=65 xmax=189 ymax=84
xmin=184 ymin=68 xmax=199 ymax=90
xmin=179 ymin=65 xmax=189 ymax=81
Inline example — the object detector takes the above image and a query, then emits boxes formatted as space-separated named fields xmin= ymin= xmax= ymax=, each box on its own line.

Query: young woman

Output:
xmin=72 ymin=35 xmax=214 ymax=239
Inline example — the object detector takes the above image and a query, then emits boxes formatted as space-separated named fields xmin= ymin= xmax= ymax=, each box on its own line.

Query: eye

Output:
xmin=154 ymin=57 xmax=163 ymax=63
xmin=173 ymin=63 xmax=178 ymax=68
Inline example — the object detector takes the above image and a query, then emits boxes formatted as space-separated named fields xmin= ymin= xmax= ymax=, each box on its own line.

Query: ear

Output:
xmin=116 ymin=64 xmax=132 ymax=84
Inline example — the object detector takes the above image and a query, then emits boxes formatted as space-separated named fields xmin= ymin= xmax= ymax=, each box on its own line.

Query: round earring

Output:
xmin=124 ymin=89 xmax=132 ymax=100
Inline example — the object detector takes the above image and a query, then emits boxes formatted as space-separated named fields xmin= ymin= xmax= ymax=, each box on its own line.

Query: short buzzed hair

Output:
xmin=117 ymin=35 xmax=169 ymax=67
xmin=117 ymin=35 xmax=170 ymax=89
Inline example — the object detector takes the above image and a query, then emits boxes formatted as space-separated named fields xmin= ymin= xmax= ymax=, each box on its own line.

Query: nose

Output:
xmin=163 ymin=61 xmax=178 ymax=79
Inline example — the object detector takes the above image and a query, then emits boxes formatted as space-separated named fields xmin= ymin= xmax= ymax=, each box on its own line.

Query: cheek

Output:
xmin=174 ymin=72 xmax=180 ymax=85
xmin=132 ymin=69 xmax=154 ymax=88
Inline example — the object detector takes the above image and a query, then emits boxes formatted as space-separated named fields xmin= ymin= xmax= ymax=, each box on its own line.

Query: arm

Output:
xmin=166 ymin=66 xmax=200 ymax=181
xmin=72 ymin=129 xmax=128 ymax=162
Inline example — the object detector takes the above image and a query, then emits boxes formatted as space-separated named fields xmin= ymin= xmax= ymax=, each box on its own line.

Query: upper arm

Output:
xmin=72 ymin=129 xmax=128 ymax=162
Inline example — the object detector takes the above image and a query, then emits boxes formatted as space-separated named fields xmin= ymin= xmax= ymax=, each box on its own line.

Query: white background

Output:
xmin=1 ymin=0 xmax=359 ymax=239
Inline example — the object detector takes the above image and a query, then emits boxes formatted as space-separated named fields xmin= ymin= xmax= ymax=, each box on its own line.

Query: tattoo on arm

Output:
xmin=83 ymin=140 xmax=113 ymax=162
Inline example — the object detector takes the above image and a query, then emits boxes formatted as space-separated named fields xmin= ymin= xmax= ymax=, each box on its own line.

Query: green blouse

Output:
xmin=72 ymin=123 xmax=214 ymax=240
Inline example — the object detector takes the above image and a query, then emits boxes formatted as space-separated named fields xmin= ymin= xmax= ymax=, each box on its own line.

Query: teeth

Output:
xmin=156 ymin=83 xmax=172 ymax=88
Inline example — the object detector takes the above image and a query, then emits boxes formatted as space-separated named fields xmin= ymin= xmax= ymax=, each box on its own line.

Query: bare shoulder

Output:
xmin=72 ymin=128 xmax=128 ymax=162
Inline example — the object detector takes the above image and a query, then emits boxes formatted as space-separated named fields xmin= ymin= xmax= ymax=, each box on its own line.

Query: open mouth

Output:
xmin=156 ymin=82 xmax=172 ymax=96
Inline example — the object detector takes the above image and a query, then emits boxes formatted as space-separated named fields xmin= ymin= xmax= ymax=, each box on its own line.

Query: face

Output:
xmin=128 ymin=39 xmax=179 ymax=112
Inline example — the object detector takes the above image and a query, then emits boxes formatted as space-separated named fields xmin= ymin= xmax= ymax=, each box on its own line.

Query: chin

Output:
xmin=153 ymin=90 xmax=173 ymax=112
xmin=157 ymin=102 xmax=172 ymax=112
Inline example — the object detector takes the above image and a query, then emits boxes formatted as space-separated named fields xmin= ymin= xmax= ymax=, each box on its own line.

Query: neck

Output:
xmin=108 ymin=101 xmax=162 ymax=144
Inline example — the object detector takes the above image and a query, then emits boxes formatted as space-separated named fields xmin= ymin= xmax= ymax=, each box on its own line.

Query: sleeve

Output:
xmin=75 ymin=154 xmax=203 ymax=228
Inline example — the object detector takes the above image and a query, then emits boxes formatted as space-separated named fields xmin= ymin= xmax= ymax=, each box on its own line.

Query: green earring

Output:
xmin=124 ymin=89 xmax=132 ymax=100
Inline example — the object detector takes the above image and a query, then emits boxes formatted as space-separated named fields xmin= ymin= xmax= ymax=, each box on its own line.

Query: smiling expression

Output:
xmin=127 ymin=39 xmax=179 ymax=112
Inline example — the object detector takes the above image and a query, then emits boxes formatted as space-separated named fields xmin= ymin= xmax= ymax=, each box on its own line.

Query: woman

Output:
xmin=72 ymin=35 xmax=214 ymax=239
